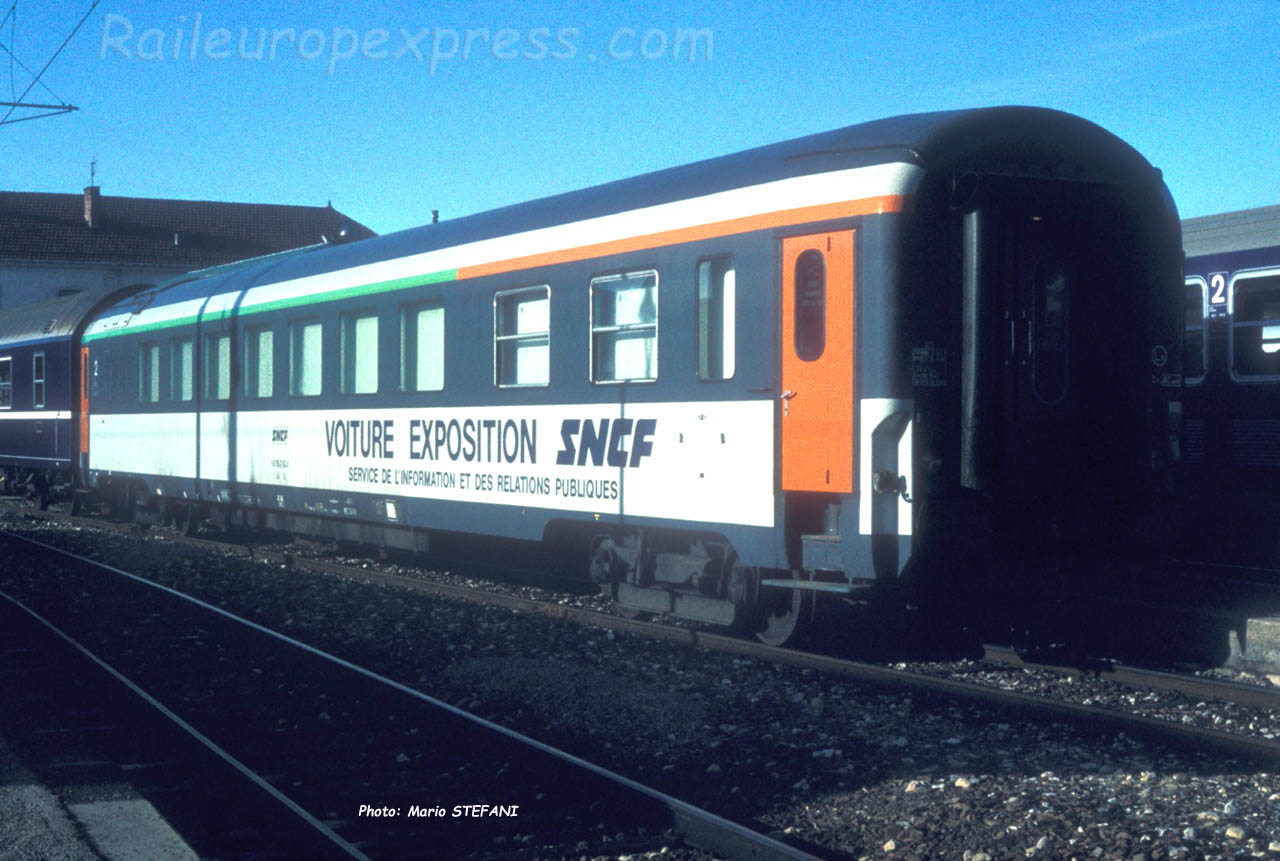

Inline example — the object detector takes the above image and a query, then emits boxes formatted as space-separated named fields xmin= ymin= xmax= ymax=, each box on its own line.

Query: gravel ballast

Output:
xmin=1 ymin=505 xmax=1278 ymax=859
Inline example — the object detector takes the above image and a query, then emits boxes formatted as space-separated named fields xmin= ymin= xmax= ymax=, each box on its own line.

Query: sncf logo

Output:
xmin=555 ymin=418 xmax=656 ymax=468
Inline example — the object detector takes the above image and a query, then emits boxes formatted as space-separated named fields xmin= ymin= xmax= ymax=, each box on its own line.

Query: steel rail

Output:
xmin=0 ymin=583 xmax=369 ymax=860
xmin=982 ymin=644 xmax=1280 ymax=710
xmin=13 ymin=505 xmax=1280 ymax=755
xmin=0 ymin=526 xmax=820 ymax=861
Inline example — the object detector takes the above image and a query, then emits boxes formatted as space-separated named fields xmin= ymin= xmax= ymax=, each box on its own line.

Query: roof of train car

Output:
xmin=91 ymin=106 xmax=1165 ymax=327
xmin=1183 ymin=205 xmax=1280 ymax=258
xmin=0 ymin=290 xmax=108 ymax=349
xmin=91 ymin=240 xmax=333 ymax=322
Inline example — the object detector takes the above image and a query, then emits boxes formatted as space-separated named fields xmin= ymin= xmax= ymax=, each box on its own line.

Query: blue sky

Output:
xmin=2 ymin=1 xmax=1276 ymax=235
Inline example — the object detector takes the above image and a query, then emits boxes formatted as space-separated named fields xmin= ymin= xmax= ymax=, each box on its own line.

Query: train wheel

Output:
xmin=754 ymin=570 xmax=813 ymax=647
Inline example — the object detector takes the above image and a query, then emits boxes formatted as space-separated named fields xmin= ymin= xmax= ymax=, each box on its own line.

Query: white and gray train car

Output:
xmin=65 ymin=107 xmax=1182 ymax=643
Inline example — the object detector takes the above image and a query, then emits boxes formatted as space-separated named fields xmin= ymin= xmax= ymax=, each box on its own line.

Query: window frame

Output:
xmin=400 ymin=300 xmax=445 ymax=393
xmin=793 ymin=249 xmax=826 ymax=363
xmin=695 ymin=256 xmax=736 ymax=382
xmin=339 ymin=309 xmax=380 ymax=396
xmin=289 ymin=318 xmax=324 ymax=397
xmin=589 ymin=269 xmax=659 ymax=385
xmin=1228 ymin=267 xmax=1280 ymax=384
xmin=171 ymin=337 xmax=194 ymax=403
xmin=32 ymin=351 xmax=45 ymax=408
xmin=139 ymin=342 xmax=162 ymax=403
xmin=0 ymin=356 xmax=11 ymax=409
xmin=1183 ymin=276 xmax=1208 ymax=386
xmin=493 ymin=284 xmax=551 ymax=389
xmin=1029 ymin=256 xmax=1070 ymax=407
xmin=244 ymin=325 xmax=275 ymax=399
xmin=203 ymin=332 xmax=231 ymax=401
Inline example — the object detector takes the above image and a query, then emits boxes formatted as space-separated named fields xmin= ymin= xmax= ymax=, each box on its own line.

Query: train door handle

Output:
xmin=781 ymin=390 xmax=796 ymax=416
xmin=1006 ymin=313 xmax=1031 ymax=366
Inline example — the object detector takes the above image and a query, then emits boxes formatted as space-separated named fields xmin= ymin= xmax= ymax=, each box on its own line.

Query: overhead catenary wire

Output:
xmin=0 ymin=35 xmax=70 ymax=105
xmin=0 ymin=0 xmax=97 ymax=126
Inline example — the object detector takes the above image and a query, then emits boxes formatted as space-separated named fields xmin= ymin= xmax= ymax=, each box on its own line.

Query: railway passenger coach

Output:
xmin=7 ymin=107 xmax=1184 ymax=644
xmin=0 ymin=290 xmax=127 ymax=501
xmin=1180 ymin=206 xmax=1280 ymax=567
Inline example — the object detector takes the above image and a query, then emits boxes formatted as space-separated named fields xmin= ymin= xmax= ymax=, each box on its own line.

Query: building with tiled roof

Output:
xmin=0 ymin=187 xmax=376 ymax=309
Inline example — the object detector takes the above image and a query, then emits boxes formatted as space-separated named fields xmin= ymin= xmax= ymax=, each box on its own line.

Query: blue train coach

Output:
xmin=25 ymin=106 xmax=1184 ymax=644
xmin=1180 ymin=206 xmax=1280 ymax=567
xmin=0 ymin=291 xmax=120 ymax=503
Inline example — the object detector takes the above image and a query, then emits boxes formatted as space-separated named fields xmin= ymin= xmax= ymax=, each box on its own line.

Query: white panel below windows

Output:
xmin=0 ymin=411 xmax=72 ymax=421
xmin=199 ymin=412 xmax=230 ymax=481
xmin=232 ymin=400 xmax=774 ymax=527
xmin=90 ymin=412 xmax=200 ymax=478
xmin=88 ymin=402 xmax=775 ymax=527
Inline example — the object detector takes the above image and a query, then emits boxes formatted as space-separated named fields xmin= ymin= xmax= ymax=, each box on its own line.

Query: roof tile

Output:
xmin=0 ymin=190 xmax=376 ymax=266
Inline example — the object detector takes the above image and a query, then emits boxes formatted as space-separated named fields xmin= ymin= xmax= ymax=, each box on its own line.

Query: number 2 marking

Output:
xmin=1210 ymin=273 xmax=1227 ymax=305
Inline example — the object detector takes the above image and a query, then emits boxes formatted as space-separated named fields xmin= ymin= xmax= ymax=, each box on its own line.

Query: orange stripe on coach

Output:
xmin=457 ymin=195 xmax=906 ymax=281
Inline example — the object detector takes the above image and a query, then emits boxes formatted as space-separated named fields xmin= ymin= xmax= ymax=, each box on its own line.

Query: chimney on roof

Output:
xmin=83 ymin=186 xmax=100 ymax=228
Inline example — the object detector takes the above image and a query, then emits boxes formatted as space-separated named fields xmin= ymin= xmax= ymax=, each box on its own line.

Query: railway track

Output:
xmin=0 ymin=526 xmax=819 ymax=860
xmin=0 ymin=593 xmax=360 ymax=860
xmin=981 ymin=645 xmax=1280 ymax=711
xmin=9 ymin=502 xmax=1280 ymax=761
xmin=7 ymin=500 xmax=1280 ymax=855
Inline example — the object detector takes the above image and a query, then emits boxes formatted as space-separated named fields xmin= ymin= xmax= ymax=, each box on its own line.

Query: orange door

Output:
xmin=79 ymin=346 xmax=90 ymax=455
xmin=780 ymin=231 xmax=855 ymax=492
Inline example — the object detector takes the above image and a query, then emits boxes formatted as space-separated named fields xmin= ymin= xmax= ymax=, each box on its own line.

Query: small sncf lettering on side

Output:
xmin=555 ymin=418 xmax=656 ymax=467
xmin=271 ymin=428 xmax=289 ymax=443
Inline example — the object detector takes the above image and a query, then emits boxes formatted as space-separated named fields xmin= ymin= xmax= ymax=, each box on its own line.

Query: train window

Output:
xmin=495 ymin=286 xmax=550 ymax=387
xmin=203 ymin=334 xmax=230 ymax=400
xmin=0 ymin=357 xmax=10 ymax=408
xmin=1230 ymin=271 xmax=1280 ymax=381
xmin=32 ymin=352 xmax=44 ymax=408
xmin=794 ymin=250 xmax=825 ymax=362
xmin=591 ymin=270 xmax=657 ymax=383
xmin=1031 ymin=258 xmax=1069 ymax=405
xmin=290 ymin=320 xmax=323 ymax=396
xmin=341 ymin=311 xmax=379 ymax=395
xmin=400 ymin=303 xmax=444 ymax=392
xmin=1184 ymin=278 xmax=1207 ymax=385
xmin=696 ymin=257 xmax=735 ymax=381
xmin=245 ymin=326 xmax=274 ymax=399
xmin=139 ymin=343 xmax=161 ymax=403
xmin=171 ymin=338 xmax=193 ymax=402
